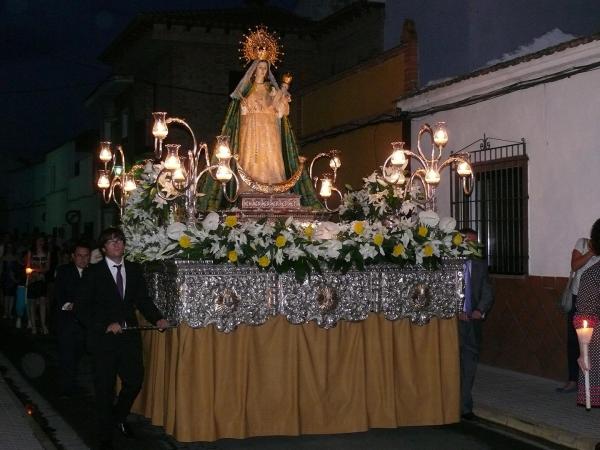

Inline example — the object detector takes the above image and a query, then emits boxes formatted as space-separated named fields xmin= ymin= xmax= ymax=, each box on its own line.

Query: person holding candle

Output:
xmin=557 ymin=235 xmax=599 ymax=393
xmin=458 ymin=228 xmax=494 ymax=420
xmin=573 ymin=218 xmax=600 ymax=408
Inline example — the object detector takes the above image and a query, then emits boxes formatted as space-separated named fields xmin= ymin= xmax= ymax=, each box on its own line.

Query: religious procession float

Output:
xmin=96 ymin=27 xmax=478 ymax=442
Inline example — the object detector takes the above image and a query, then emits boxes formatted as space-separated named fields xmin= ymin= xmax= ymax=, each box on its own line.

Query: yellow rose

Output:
xmin=178 ymin=234 xmax=192 ymax=249
xmin=353 ymin=221 xmax=365 ymax=235
xmin=418 ymin=226 xmax=428 ymax=237
xmin=258 ymin=255 xmax=270 ymax=267
xmin=304 ymin=225 xmax=314 ymax=239
xmin=423 ymin=244 xmax=434 ymax=257
xmin=275 ymin=234 xmax=287 ymax=248
xmin=392 ymin=244 xmax=405 ymax=257
xmin=228 ymin=250 xmax=238 ymax=263
xmin=373 ymin=233 xmax=384 ymax=246
xmin=452 ymin=233 xmax=463 ymax=246
xmin=224 ymin=215 xmax=238 ymax=228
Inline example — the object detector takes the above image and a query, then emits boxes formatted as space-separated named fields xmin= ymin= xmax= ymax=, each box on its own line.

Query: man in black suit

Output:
xmin=54 ymin=241 xmax=91 ymax=398
xmin=79 ymin=227 xmax=168 ymax=450
xmin=459 ymin=228 xmax=494 ymax=420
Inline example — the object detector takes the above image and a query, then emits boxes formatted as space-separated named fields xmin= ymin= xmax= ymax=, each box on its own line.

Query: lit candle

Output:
xmin=97 ymin=170 xmax=110 ymax=189
xmin=164 ymin=144 xmax=181 ymax=170
xmin=172 ymin=167 xmax=186 ymax=182
xmin=123 ymin=174 xmax=137 ymax=192
xmin=216 ymin=144 xmax=232 ymax=160
xmin=215 ymin=135 xmax=232 ymax=160
xmin=319 ymin=177 xmax=333 ymax=198
xmin=432 ymin=122 xmax=448 ymax=147
xmin=216 ymin=165 xmax=233 ymax=182
xmin=25 ymin=267 xmax=33 ymax=290
xmin=576 ymin=319 xmax=595 ymax=410
xmin=329 ymin=155 xmax=342 ymax=169
xmin=457 ymin=161 xmax=472 ymax=176
xmin=425 ymin=168 xmax=441 ymax=185
xmin=99 ymin=142 xmax=112 ymax=162
xmin=390 ymin=142 xmax=407 ymax=167
xmin=152 ymin=112 xmax=169 ymax=140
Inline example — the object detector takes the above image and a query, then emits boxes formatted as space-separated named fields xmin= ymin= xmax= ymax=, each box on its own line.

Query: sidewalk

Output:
xmin=0 ymin=352 xmax=89 ymax=450
xmin=0 ymin=366 xmax=46 ymax=449
xmin=474 ymin=364 xmax=600 ymax=450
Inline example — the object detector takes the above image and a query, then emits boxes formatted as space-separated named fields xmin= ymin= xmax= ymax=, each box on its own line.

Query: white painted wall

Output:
xmin=397 ymin=40 xmax=600 ymax=277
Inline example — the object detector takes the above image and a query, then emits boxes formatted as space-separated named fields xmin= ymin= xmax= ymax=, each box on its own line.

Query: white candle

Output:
xmin=576 ymin=319 xmax=595 ymax=410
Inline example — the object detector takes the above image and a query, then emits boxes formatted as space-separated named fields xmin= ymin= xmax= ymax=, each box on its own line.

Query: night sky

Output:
xmin=2 ymin=0 xmax=600 ymax=160
xmin=0 ymin=0 xmax=295 ymax=160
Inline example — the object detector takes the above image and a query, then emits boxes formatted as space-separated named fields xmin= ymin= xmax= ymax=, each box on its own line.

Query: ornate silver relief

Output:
xmin=144 ymin=259 xmax=465 ymax=332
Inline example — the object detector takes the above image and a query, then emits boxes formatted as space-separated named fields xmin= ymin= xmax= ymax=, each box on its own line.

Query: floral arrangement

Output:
xmin=122 ymin=167 xmax=480 ymax=281
xmin=339 ymin=171 xmax=422 ymax=222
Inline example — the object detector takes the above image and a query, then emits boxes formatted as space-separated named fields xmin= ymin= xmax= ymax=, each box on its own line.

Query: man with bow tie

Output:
xmin=79 ymin=227 xmax=168 ymax=450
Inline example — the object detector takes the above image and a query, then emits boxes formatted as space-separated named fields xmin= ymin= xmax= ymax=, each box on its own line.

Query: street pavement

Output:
xmin=0 ymin=320 xmax=597 ymax=450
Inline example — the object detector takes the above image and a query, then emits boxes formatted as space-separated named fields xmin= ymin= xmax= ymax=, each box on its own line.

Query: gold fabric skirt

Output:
xmin=133 ymin=314 xmax=460 ymax=442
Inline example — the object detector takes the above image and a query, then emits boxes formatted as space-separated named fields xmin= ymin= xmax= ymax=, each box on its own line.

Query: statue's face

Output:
xmin=255 ymin=61 xmax=268 ymax=82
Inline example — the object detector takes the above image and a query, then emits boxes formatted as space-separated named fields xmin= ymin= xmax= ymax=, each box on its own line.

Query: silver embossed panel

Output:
xmin=144 ymin=259 xmax=465 ymax=332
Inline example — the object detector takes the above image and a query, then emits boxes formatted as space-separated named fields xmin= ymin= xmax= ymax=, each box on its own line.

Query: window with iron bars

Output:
xmin=450 ymin=136 xmax=528 ymax=275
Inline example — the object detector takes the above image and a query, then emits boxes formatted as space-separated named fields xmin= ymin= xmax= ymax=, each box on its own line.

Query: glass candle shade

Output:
xmin=215 ymin=164 xmax=233 ymax=182
xmin=432 ymin=122 xmax=448 ymax=148
xmin=123 ymin=174 xmax=137 ymax=192
xmin=97 ymin=170 xmax=110 ymax=189
xmin=152 ymin=112 xmax=168 ymax=140
xmin=390 ymin=141 xmax=407 ymax=167
xmin=425 ymin=168 xmax=441 ymax=185
xmin=386 ymin=166 xmax=406 ymax=185
xmin=457 ymin=160 xmax=472 ymax=176
xmin=99 ymin=142 xmax=112 ymax=162
xmin=329 ymin=155 xmax=342 ymax=170
xmin=164 ymin=144 xmax=181 ymax=170
xmin=319 ymin=175 xmax=333 ymax=198
xmin=215 ymin=135 xmax=232 ymax=160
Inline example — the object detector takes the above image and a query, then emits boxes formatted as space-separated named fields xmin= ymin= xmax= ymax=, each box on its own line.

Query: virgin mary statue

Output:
xmin=198 ymin=26 xmax=321 ymax=211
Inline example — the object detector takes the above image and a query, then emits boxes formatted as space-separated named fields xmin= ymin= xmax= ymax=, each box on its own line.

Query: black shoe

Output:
xmin=461 ymin=412 xmax=477 ymax=421
xmin=116 ymin=421 xmax=135 ymax=439
xmin=98 ymin=440 xmax=113 ymax=450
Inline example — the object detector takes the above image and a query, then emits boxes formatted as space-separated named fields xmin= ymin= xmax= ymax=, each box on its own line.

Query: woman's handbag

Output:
xmin=559 ymin=271 xmax=575 ymax=313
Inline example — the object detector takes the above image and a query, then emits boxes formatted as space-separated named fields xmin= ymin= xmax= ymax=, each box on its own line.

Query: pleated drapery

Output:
xmin=133 ymin=314 xmax=460 ymax=442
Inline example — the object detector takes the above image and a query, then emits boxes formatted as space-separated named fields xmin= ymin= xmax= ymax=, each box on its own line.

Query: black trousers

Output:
xmin=459 ymin=319 xmax=482 ymax=415
xmin=92 ymin=334 xmax=144 ymax=439
xmin=56 ymin=312 xmax=85 ymax=395
xmin=567 ymin=294 xmax=580 ymax=382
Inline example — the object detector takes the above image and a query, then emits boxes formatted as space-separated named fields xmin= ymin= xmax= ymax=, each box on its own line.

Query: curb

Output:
xmin=0 ymin=374 xmax=52 ymax=449
xmin=0 ymin=351 xmax=90 ymax=450
xmin=475 ymin=404 xmax=598 ymax=450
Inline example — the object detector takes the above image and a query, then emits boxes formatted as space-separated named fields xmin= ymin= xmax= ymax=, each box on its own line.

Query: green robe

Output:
xmin=197 ymin=94 xmax=322 ymax=212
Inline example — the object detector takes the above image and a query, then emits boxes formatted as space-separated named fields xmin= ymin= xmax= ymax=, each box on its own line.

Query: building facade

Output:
xmin=1 ymin=131 xmax=102 ymax=242
xmin=396 ymin=34 xmax=600 ymax=379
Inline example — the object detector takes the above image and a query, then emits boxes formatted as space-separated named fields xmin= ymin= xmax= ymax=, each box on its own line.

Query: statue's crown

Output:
xmin=239 ymin=25 xmax=282 ymax=67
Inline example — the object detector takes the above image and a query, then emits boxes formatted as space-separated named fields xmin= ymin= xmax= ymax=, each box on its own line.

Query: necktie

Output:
xmin=114 ymin=264 xmax=124 ymax=299
xmin=463 ymin=260 xmax=472 ymax=314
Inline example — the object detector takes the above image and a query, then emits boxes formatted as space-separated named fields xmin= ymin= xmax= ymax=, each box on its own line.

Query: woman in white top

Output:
xmin=556 ymin=237 xmax=599 ymax=392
